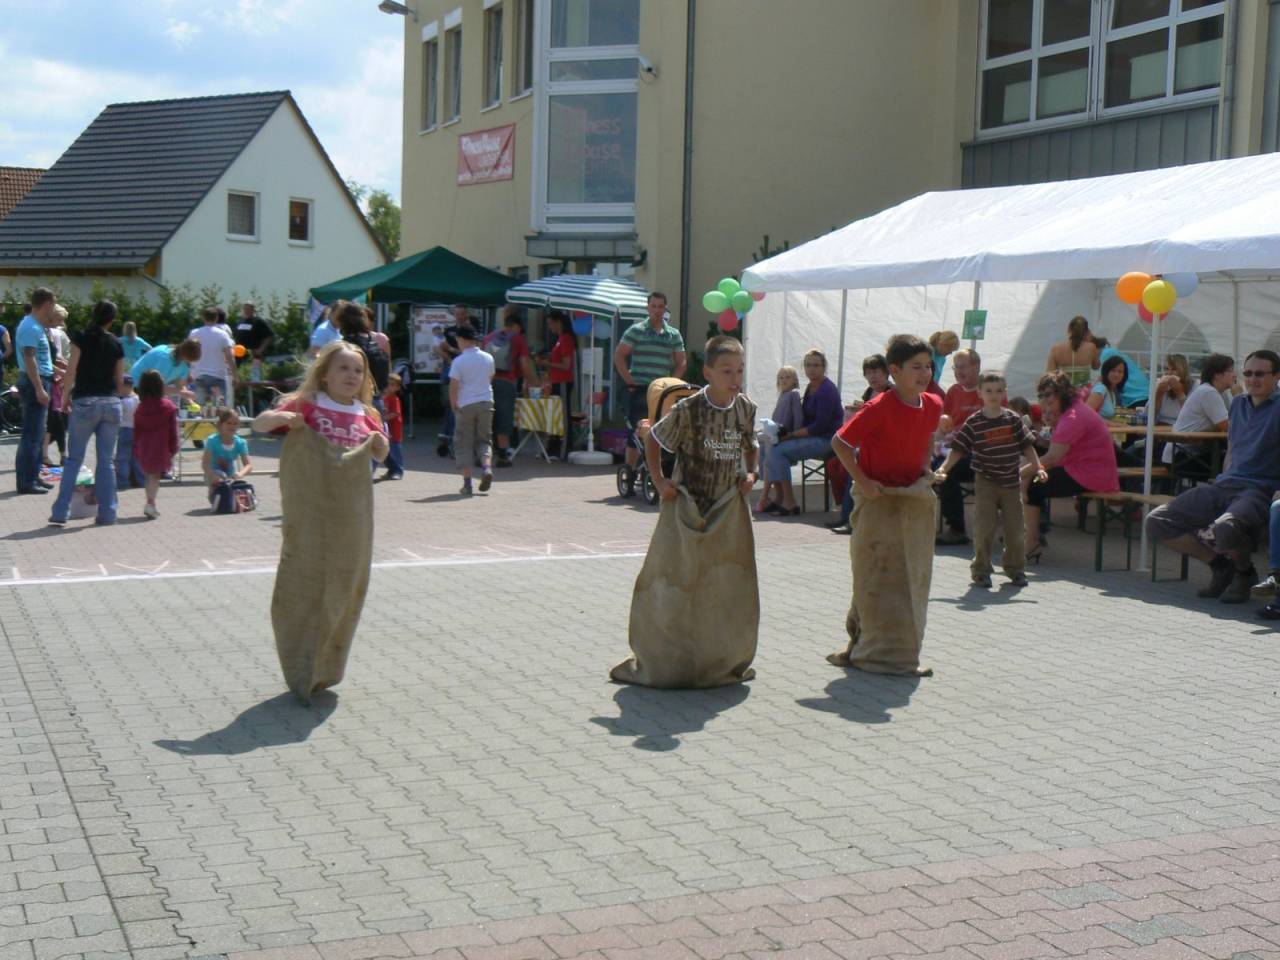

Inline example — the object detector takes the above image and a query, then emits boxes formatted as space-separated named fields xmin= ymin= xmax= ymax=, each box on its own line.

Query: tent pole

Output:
xmin=969 ymin=281 xmax=981 ymax=350
xmin=836 ymin=290 xmax=848 ymax=393
xmin=1231 ymin=275 xmax=1240 ymax=364
xmin=1137 ymin=314 xmax=1161 ymax=571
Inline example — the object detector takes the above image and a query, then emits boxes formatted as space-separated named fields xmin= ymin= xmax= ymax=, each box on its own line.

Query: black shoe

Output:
xmin=825 ymin=519 xmax=846 ymax=529
xmin=436 ymin=441 xmax=450 ymax=457
xmin=1008 ymin=573 xmax=1029 ymax=587
xmin=1220 ymin=565 xmax=1257 ymax=605
xmin=1259 ymin=600 xmax=1280 ymax=620
xmin=1197 ymin=556 xmax=1235 ymax=599
xmin=478 ymin=471 xmax=492 ymax=492
xmin=17 ymin=487 xmax=48 ymax=495
xmin=36 ymin=479 xmax=54 ymax=489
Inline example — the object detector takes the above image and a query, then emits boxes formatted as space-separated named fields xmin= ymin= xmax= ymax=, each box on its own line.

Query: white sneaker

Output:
xmin=143 ymin=503 xmax=159 ymax=519
xmin=1252 ymin=574 xmax=1278 ymax=597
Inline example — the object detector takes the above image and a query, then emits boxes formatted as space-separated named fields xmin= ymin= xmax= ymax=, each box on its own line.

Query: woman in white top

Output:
xmin=1162 ymin=353 xmax=1235 ymax=469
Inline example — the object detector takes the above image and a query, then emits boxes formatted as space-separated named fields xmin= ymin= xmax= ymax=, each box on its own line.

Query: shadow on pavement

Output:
xmin=933 ymin=584 xmax=1039 ymax=612
xmin=796 ymin=671 xmax=920 ymax=724
xmin=590 ymin=683 xmax=750 ymax=751
xmin=153 ymin=691 xmax=337 ymax=755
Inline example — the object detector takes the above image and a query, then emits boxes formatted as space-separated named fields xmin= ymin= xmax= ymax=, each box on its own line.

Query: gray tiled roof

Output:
xmin=0 ymin=91 xmax=289 ymax=269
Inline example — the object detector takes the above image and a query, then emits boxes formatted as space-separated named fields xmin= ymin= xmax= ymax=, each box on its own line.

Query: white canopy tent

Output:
xmin=739 ymin=153 xmax=1280 ymax=567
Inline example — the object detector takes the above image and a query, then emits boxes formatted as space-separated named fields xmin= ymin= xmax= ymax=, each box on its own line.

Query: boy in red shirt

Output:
xmin=378 ymin=373 xmax=405 ymax=481
xmin=827 ymin=334 xmax=942 ymax=676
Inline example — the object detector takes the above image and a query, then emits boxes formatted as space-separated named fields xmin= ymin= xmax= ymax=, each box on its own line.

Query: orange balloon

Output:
xmin=233 ymin=344 xmax=247 ymax=358
xmin=1115 ymin=271 xmax=1152 ymax=304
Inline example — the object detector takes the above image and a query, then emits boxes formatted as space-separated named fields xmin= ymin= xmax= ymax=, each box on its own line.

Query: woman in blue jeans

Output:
xmin=48 ymin=300 xmax=125 ymax=527
xmin=761 ymin=348 xmax=842 ymax=515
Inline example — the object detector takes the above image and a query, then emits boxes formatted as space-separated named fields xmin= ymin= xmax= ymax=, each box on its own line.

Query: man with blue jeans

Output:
xmin=1146 ymin=349 xmax=1280 ymax=605
xmin=15 ymin=288 xmax=58 ymax=494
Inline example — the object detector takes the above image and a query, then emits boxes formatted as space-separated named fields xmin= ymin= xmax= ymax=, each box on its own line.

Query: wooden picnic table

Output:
xmin=1106 ymin=421 xmax=1228 ymax=475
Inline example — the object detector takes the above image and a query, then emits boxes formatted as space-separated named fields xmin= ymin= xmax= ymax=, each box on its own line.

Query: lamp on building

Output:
xmin=377 ymin=0 xmax=418 ymax=21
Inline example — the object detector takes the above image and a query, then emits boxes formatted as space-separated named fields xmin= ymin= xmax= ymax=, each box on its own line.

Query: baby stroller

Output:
xmin=616 ymin=377 xmax=699 ymax=505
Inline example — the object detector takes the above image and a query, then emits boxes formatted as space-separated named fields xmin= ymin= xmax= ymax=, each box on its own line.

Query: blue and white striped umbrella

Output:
xmin=506 ymin=275 xmax=650 ymax=322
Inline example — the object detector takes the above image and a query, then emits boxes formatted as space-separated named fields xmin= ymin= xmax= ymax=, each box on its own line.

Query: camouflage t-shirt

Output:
xmin=651 ymin=389 xmax=758 ymax=515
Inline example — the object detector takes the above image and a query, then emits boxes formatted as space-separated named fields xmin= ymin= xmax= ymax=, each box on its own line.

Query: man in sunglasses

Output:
xmin=1146 ymin=349 xmax=1280 ymax=604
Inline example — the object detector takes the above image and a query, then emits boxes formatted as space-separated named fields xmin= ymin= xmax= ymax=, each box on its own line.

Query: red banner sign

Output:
xmin=457 ymin=124 xmax=515 ymax=186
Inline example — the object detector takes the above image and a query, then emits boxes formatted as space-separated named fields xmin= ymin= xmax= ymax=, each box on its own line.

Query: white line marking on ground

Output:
xmin=0 ymin=550 xmax=647 ymax=588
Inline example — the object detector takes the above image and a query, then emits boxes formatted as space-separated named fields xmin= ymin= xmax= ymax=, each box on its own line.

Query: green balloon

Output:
xmin=718 ymin=277 xmax=741 ymax=298
xmin=731 ymin=290 xmax=752 ymax=313
xmin=703 ymin=290 xmax=730 ymax=313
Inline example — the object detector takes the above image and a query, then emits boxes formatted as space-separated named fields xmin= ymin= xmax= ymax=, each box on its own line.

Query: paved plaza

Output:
xmin=3 ymin=431 xmax=1280 ymax=960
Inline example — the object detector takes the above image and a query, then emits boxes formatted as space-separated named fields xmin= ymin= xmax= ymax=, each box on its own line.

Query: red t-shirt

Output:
xmin=382 ymin=392 xmax=404 ymax=442
xmin=943 ymin=384 xmax=983 ymax=429
xmin=836 ymin=388 xmax=943 ymax=488
xmin=485 ymin=331 xmax=530 ymax=383
xmin=549 ymin=333 xmax=576 ymax=385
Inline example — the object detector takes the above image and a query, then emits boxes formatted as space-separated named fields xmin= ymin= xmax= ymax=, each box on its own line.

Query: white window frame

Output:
xmin=443 ymin=16 xmax=463 ymax=124
xmin=288 ymin=197 xmax=314 ymax=246
xmin=483 ymin=3 xmax=505 ymax=109
xmin=976 ymin=0 xmax=1225 ymax=139
xmin=511 ymin=0 xmax=535 ymax=98
xmin=226 ymin=190 xmax=259 ymax=242
xmin=531 ymin=0 xmax=640 ymax=233
xmin=421 ymin=22 xmax=440 ymax=133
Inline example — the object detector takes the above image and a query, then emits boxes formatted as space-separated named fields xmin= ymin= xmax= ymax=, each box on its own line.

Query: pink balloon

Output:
xmin=718 ymin=308 xmax=740 ymax=332
xmin=1138 ymin=303 xmax=1154 ymax=323
xmin=750 ymin=291 xmax=766 ymax=302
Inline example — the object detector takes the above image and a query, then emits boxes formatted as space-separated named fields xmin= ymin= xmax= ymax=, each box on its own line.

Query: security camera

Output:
xmin=638 ymin=55 xmax=658 ymax=79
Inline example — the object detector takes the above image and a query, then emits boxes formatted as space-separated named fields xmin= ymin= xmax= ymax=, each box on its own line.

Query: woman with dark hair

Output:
xmin=1086 ymin=354 xmax=1128 ymax=418
xmin=1022 ymin=371 xmax=1120 ymax=562
xmin=48 ymin=300 xmax=126 ymax=527
xmin=132 ymin=338 xmax=201 ymax=398
xmin=1045 ymin=315 xmax=1101 ymax=385
xmin=544 ymin=310 xmax=576 ymax=459
xmin=334 ymin=300 xmax=390 ymax=406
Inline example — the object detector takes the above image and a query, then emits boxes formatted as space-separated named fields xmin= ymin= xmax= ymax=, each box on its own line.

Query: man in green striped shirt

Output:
xmin=613 ymin=291 xmax=687 ymax=478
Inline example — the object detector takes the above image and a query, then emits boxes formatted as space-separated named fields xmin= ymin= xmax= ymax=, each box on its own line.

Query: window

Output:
xmin=288 ymin=199 xmax=312 ymax=243
xmin=443 ymin=24 xmax=462 ymax=122
xmin=227 ymin=192 xmax=257 ymax=240
xmin=484 ymin=4 xmax=504 ymax=107
xmin=534 ymin=0 xmax=640 ymax=232
xmin=422 ymin=35 xmax=439 ymax=130
xmin=512 ymin=0 xmax=534 ymax=96
xmin=979 ymin=0 xmax=1224 ymax=132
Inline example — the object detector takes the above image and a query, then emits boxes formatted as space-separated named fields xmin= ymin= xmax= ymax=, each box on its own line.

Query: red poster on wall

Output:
xmin=457 ymin=124 xmax=515 ymax=185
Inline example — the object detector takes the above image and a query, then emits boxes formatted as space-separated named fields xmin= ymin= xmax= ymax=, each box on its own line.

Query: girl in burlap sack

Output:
xmin=253 ymin=342 xmax=389 ymax=703
xmin=610 ymin=336 xmax=761 ymax=689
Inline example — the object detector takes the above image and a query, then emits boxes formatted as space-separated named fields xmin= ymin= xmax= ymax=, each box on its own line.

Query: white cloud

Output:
xmin=218 ymin=0 xmax=304 ymax=36
xmin=165 ymin=18 xmax=202 ymax=49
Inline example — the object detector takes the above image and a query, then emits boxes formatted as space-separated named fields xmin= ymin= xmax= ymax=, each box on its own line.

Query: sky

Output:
xmin=0 ymin=0 xmax=405 ymax=199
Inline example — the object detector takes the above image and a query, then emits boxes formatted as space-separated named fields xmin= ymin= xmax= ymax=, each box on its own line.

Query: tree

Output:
xmin=346 ymin=179 xmax=401 ymax=260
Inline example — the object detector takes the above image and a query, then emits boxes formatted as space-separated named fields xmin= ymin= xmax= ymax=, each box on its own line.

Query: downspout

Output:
xmin=1221 ymin=0 xmax=1240 ymax=158
xmin=677 ymin=0 xmax=696 ymax=339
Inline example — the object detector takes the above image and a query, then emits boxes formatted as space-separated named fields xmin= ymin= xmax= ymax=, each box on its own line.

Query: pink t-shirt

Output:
xmin=280 ymin=392 xmax=384 ymax=449
xmin=1051 ymin=401 xmax=1119 ymax=492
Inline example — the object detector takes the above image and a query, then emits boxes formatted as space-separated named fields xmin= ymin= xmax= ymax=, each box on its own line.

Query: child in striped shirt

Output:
xmin=934 ymin=371 xmax=1046 ymax=589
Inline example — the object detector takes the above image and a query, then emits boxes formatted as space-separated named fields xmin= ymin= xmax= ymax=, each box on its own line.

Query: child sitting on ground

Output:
xmin=935 ymin=372 xmax=1046 ymax=589
xmin=202 ymin=408 xmax=254 ymax=512
xmin=828 ymin=334 xmax=942 ymax=676
xmin=611 ymin=335 xmax=760 ymax=688
xmin=132 ymin=370 xmax=179 ymax=519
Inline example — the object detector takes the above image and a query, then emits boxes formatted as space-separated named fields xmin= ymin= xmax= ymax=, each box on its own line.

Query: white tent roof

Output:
xmin=742 ymin=153 xmax=1280 ymax=292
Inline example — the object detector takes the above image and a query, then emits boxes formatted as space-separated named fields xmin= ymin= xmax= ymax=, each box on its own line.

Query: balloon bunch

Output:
xmin=1115 ymin=271 xmax=1199 ymax=322
xmin=571 ymin=311 xmax=592 ymax=336
xmin=701 ymin=277 xmax=764 ymax=333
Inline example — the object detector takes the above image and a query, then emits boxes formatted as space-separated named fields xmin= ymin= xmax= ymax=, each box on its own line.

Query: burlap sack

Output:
xmin=271 ymin=427 xmax=375 ymax=703
xmin=611 ymin=485 xmax=758 ymax=688
xmin=828 ymin=476 xmax=937 ymax=676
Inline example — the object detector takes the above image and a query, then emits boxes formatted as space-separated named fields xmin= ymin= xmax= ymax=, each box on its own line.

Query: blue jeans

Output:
xmin=115 ymin=426 xmax=143 ymax=488
xmin=1270 ymin=499 xmax=1280 ymax=574
xmin=16 ymin=375 xmax=51 ymax=491
xmin=386 ymin=440 xmax=404 ymax=474
xmin=765 ymin=435 xmax=833 ymax=486
xmin=52 ymin=397 xmax=122 ymax=523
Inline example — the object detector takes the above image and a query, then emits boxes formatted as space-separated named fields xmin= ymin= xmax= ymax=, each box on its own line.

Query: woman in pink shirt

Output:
xmin=1023 ymin=370 xmax=1119 ymax=562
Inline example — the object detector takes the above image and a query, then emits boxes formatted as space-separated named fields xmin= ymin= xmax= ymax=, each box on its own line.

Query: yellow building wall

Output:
xmin=400 ymin=0 xmax=537 ymax=275
xmin=1228 ymin=0 xmax=1271 ymax=158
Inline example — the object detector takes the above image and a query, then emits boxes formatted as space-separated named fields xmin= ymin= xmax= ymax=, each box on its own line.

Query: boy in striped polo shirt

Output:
xmin=935 ymin=371 xmax=1047 ymax=588
xmin=614 ymin=292 xmax=687 ymax=486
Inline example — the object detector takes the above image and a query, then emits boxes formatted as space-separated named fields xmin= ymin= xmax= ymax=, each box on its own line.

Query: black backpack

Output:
xmin=345 ymin=332 xmax=390 ymax=393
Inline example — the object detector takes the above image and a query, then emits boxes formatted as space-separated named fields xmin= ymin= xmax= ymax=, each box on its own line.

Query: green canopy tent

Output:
xmin=309 ymin=246 xmax=517 ymax=305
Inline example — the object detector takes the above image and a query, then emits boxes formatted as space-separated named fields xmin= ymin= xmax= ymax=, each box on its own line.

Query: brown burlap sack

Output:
xmin=611 ymin=485 xmax=758 ymax=688
xmin=828 ymin=475 xmax=937 ymax=676
xmin=271 ymin=427 xmax=375 ymax=703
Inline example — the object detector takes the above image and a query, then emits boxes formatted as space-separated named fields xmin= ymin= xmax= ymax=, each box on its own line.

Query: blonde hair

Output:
xmin=1166 ymin=353 xmax=1191 ymax=394
xmin=929 ymin=330 xmax=960 ymax=354
xmin=775 ymin=364 xmax=799 ymax=390
xmin=285 ymin=341 xmax=379 ymax=419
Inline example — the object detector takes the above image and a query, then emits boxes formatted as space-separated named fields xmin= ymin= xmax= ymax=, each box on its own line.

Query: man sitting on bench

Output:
xmin=1145 ymin=349 xmax=1280 ymax=604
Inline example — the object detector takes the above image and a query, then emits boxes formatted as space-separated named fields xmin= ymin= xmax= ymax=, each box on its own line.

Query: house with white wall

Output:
xmin=0 ymin=91 xmax=386 ymax=304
